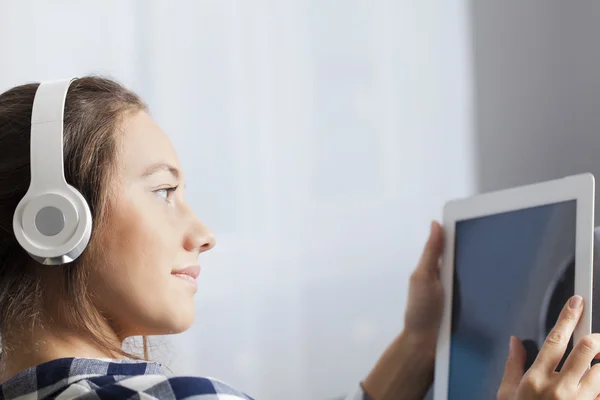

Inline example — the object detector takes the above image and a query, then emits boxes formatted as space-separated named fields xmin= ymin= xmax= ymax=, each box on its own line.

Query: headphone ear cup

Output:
xmin=13 ymin=185 xmax=92 ymax=265
xmin=61 ymin=184 xmax=93 ymax=263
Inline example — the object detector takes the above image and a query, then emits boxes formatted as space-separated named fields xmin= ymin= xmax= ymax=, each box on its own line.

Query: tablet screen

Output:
xmin=448 ymin=200 xmax=577 ymax=399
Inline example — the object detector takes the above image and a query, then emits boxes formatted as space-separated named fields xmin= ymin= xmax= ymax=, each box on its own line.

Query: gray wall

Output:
xmin=471 ymin=1 xmax=600 ymax=224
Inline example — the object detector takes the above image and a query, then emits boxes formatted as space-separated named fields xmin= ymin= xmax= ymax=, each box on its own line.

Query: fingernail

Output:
xmin=509 ymin=336 xmax=514 ymax=353
xmin=570 ymin=295 xmax=583 ymax=309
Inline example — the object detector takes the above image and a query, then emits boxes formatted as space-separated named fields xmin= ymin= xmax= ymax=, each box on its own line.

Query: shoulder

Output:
xmin=60 ymin=374 xmax=255 ymax=399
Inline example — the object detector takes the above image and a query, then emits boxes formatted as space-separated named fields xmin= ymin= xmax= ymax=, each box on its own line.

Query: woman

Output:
xmin=0 ymin=76 xmax=596 ymax=400
xmin=0 ymin=76 xmax=443 ymax=400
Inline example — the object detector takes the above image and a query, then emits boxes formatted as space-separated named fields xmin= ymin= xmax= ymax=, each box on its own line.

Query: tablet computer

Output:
xmin=433 ymin=173 xmax=595 ymax=400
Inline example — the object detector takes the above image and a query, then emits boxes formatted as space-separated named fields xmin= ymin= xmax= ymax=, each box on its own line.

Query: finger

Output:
xmin=533 ymin=295 xmax=583 ymax=374
xmin=577 ymin=363 xmax=600 ymax=398
xmin=498 ymin=336 xmax=527 ymax=398
xmin=414 ymin=221 xmax=444 ymax=278
xmin=559 ymin=334 xmax=600 ymax=388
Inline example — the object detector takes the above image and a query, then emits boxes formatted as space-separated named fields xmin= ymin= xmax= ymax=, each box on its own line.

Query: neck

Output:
xmin=0 ymin=320 xmax=123 ymax=383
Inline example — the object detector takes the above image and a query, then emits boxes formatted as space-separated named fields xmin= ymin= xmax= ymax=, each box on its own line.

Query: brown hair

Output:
xmin=0 ymin=76 xmax=147 ymax=359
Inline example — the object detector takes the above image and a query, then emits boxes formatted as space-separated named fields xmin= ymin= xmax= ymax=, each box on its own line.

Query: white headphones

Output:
xmin=12 ymin=78 xmax=93 ymax=265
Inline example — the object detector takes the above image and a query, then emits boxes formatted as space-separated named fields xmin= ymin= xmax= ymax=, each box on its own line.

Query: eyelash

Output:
xmin=154 ymin=185 xmax=179 ymax=201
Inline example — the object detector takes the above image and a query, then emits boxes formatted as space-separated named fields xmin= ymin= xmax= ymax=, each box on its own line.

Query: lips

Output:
xmin=171 ymin=265 xmax=201 ymax=286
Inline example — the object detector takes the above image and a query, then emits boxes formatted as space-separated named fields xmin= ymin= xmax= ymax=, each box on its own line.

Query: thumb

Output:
xmin=498 ymin=336 xmax=526 ymax=398
xmin=414 ymin=221 xmax=444 ymax=278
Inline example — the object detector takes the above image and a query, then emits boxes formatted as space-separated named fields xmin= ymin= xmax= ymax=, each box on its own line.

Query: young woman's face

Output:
xmin=88 ymin=110 xmax=215 ymax=337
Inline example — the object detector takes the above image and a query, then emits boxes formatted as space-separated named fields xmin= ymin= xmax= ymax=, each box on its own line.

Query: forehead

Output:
xmin=116 ymin=111 xmax=182 ymax=178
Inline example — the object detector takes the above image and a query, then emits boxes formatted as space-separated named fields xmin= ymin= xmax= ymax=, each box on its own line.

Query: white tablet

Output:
xmin=433 ymin=173 xmax=595 ymax=400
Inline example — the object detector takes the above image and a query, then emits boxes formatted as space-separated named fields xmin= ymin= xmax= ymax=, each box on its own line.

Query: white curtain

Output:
xmin=0 ymin=1 xmax=474 ymax=398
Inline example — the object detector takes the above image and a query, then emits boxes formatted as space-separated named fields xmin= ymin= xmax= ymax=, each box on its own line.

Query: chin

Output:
xmin=135 ymin=314 xmax=195 ymax=336
xmin=167 ymin=318 xmax=195 ymax=334
xmin=164 ymin=306 xmax=197 ymax=334
xmin=125 ymin=294 xmax=197 ymax=336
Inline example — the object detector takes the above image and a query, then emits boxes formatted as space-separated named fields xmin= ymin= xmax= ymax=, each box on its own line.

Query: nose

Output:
xmin=184 ymin=213 xmax=216 ymax=254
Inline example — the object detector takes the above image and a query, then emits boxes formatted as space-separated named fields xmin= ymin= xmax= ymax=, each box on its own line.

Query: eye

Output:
xmin=154 ymin=186 xmax=179 ymax=201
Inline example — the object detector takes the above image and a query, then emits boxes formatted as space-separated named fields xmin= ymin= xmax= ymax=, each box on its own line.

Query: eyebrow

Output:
xmin=141 ymin=162 xmax=180 ymax=180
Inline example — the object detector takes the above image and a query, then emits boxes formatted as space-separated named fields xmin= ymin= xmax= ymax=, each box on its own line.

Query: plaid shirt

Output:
xmin=0 ymin=358 xmax=368 ymax=399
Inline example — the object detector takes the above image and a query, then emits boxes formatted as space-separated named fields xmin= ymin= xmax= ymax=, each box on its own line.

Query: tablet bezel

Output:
xmin=433 ymin=173 xmax=595 ymax=399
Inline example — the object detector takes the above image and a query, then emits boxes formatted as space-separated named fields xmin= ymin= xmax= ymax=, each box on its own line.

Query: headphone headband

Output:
xmin=30 ymin=79 xmax=76 ymax=193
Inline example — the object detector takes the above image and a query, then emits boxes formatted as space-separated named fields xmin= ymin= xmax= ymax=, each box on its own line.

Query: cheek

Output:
xmin=107 ymin=201 xmax=175 ymax=282
xmin=90 ymin=199 xmax=180 ymax=321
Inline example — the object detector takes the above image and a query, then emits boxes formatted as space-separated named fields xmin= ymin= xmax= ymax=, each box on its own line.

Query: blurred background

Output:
xmin=2 ymin=1 xmax=599 ymax=399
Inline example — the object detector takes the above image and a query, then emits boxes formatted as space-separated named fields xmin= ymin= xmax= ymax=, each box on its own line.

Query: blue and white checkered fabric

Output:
xmin=0 ymin=358 xmax=369 ymax=399
xmin=0 ymin=358 xmax=254 ymax=399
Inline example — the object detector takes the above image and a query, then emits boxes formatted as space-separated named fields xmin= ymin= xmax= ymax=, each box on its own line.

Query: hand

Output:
xmin=403 ymin=220 xmax=445 ymax=345
xmin=361 ymin=221 xmax=444 ymax=400
xmin=498 ymin=296 xmax=600 ymax=399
